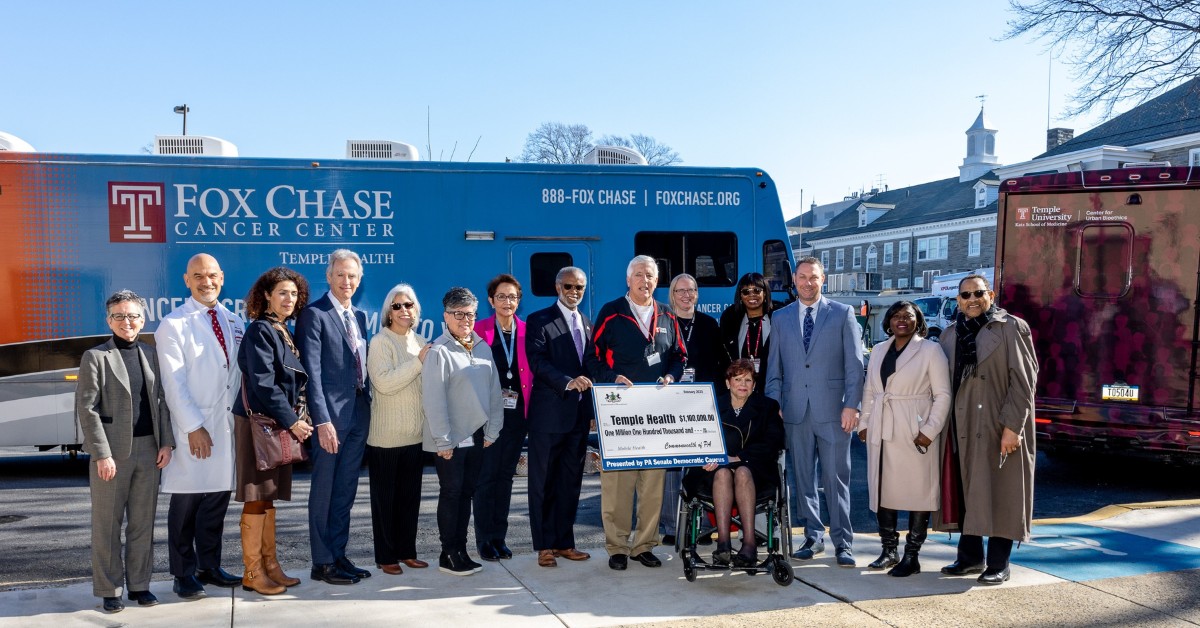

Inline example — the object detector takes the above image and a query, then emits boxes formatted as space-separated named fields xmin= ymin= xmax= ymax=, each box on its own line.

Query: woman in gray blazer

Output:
xmin=76 ymin=290 xmax=174 ymax=613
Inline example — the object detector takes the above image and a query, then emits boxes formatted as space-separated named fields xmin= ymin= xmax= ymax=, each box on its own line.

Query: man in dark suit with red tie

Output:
xmin=525 ymin=267 xmax=599 ymax=568
xmin=296 ymin=249 xmax=373 ymax=585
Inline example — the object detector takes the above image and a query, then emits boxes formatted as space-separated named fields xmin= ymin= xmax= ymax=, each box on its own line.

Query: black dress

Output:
xmin=683 ymin=392 xmax=785 ymax=496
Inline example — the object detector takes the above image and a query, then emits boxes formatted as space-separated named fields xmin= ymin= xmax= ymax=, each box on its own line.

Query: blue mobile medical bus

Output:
xmin=0 ymin=151 xmax=795 ymax=452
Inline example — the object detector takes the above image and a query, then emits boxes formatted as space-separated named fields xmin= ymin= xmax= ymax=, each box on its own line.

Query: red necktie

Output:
xmin=208 ymin=308 xmax=229 ymax=366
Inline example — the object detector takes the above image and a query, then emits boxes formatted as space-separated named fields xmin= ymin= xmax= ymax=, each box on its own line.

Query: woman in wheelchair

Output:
xmin=683 ymin=359 xmax=785 ymax=567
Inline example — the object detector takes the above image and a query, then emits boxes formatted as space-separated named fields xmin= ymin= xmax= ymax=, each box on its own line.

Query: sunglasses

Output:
xmin=561 ymin=283 xmax=586 ymax=292
xmin=390 ymin=302 xmax=416 ymax=311
xmin=740 ymin=287 xmax=764 ymax=296
xmin=959 ymin=290 xmax=988 ymax=300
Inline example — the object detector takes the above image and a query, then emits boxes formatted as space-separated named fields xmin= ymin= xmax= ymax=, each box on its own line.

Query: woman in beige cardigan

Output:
xmin=858 ymin=301 xmax=951 ymax=577
xmin=366 ymin=283 xmax=432 ymax=575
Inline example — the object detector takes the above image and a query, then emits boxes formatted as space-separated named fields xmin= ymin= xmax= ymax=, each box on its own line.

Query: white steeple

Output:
xmin=959 ymin=104 xmax=999 ymax=182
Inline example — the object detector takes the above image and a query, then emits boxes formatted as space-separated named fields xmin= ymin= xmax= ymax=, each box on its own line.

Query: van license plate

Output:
xmin=1102 ymin=385 xmax=1139 ymax=402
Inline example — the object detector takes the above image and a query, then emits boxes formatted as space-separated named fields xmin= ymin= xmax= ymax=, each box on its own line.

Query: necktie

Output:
xmin=803 ymin=306 xmax=814 ymax=352
xmin=571 ymin=312 xmax=585 ymax=362
xmin=208 ymin=309 xmax=228 ymax=366
xmin=342 ymin=309 xmax=364 ymax=389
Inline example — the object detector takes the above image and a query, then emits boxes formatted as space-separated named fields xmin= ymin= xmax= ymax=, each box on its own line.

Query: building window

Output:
xmin=898 ymin=241 xmax=909 ymax=264
xmin=897 ymin=277 xmax=909 ymax=289
xmin=859 ymin=210 xmax=867 ymax=227
xmin=1190 ymin=148 xmax=1200 ymax=167
xmin=852 ymin=246 xmax=862 ymax=269
xmin=914 ymin=276 xmax=924 ymax=289
xmin=821 ymin=250 xmax=829 ymax=270
xmin=883 ymin=242 xmax=893 ymax=265
xmin=976 ymin=187 xmax=987 ymax=209
xmin=866 ymin=245 xmax=877 ymax=272
xmin=968 ymin=231 xmax=981 ymax=257
xmin=882 ymin=279 xmax=892 ymax=290
xmin=835 ymin=248 xmax=845 ymax=271
xmin=916 ymin=235 xmax=948 ymax=261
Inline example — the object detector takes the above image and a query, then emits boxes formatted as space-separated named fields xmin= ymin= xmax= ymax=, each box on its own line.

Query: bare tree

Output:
xmin=597 ymin=133 xmax=683 ymax=166
xmin=1005 ymin=0 xmax=1200 ymax=118
xmin=518 ymin=122 xmax=594 ymax=164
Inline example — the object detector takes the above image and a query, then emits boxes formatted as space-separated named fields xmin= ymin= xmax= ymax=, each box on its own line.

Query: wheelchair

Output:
xmin=673 ymin=453 xmax=794 ymax=586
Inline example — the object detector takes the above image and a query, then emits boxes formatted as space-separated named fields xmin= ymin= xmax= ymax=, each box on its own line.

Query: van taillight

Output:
xmin=1035 ymin=418 xmax=1051 ymax=425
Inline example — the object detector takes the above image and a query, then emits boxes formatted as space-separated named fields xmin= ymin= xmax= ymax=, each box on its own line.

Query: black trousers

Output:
xmin=957 ymin=534 xmax=1014 ymax=569
xmin=367 ymin=443 xmax=425 ymax=564
xmin=434 ymin=429 xmax=484 ymax=554
xmin=526 ymin=427 xmax=589 ymax=551
xmin=473 ymin=413 xmax=527 ymax=548
xmin=167 ymin=491 xmax=232 ymax=577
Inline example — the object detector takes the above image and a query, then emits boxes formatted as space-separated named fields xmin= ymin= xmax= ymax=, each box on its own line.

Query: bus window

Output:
xmin=635 ymin=231 xmax=737 ymax=287
xmin=529 ymin=252 xmax=573 ymax=297
xmin=1075 ymin=224 xmax=1133 ymax=298
xmin=763 ymin=239 xmax=793 ymax=293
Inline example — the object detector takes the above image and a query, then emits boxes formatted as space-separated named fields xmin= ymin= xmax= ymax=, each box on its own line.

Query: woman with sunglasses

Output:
xmin=857 ymin=300 xmax=950 ymax=577
xmin=719 ymin=273 xmax=782 ymax=389
xmin=365 ymin=283 xmax=432 ymax=575
xmin=472 ymin=274 xmax=531 ymax=562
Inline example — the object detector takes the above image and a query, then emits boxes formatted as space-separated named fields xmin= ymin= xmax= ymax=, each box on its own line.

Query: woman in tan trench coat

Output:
xmin=936 ymin=275 xmax=1038 ymax=586
xmin=858 ymin=301 xmax=951 ymax=577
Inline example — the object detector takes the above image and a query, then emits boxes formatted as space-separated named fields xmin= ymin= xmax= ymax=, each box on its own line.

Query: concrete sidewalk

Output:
xmin=2 ymin=503 xmax=1197 ymax=627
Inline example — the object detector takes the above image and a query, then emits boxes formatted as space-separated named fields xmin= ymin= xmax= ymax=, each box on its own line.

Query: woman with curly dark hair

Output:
xmin=232 ymin=266 xmax=314 ymax=595
xmin=719 ymin=272 xmax=784 ymax=389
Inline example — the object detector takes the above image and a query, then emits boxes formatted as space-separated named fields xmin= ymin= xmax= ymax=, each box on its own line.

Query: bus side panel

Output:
xmin=999 ymin=187 xmax=1200 ymax=456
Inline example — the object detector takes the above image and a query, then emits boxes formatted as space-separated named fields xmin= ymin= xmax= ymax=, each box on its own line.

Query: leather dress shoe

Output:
xmin=608 ymin=554 xmax=628 ymax=570
xmin=538 ymin=549 xmax=558 ymax=567
xmin=127 ymin=590 xmax=158 ymax=607
xmin=492 ymin=540 xmax=513 ymax=559
xmin=311 ymin=563 xmax=359 ymax=585
xmin=478 ymin=541 xmax=501 ymax=562
xmin=554 ymin=548 xmax=591 ymax=561
xmin=791 ymin=539 xmax=825 ymax=560
xmin=102 ymin=596 xmax=124 ymax=613
xmin=978 ymin=565 xmax=1011 ymax=585
xmin=632 ymin=551 xmax=662 ymax=567
xmin=196 ymin=566 xmax=242 ymax=588
xmin=172 ymin=575 xmax=206 ymax=599
xmin=336 ymin=556 xmax=371 ymax=579
xmin=400 ymin=558 xmax=429 ymax=569
xmin=377 ymin=563 xmax=403 ymax=575
xmin=836 ymin=547 xmax=856 ymax=567
xmin=940 ymin=559 xmax=986 ymax=576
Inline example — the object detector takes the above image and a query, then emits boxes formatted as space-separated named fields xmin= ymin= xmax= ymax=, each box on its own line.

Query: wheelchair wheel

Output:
xmin=771 ymin=556 xmax=794 ymax=586
xmin=682 ymin=555 xmax=696 ymax=582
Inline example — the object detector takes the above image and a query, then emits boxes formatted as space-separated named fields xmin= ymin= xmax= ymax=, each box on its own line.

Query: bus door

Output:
xmin=508 ymin=240 xmax=595 ymax=318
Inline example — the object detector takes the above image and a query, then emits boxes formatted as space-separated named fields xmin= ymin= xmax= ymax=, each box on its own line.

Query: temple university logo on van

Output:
xmin=1015 ymin=207 xmax=1032 ymax=222
xmin=108 ymin=182 xmax=166 ymax=243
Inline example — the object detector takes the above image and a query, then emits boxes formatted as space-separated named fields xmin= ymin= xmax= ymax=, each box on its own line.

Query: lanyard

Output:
xmin=496 ymin=324 xmax=516 ymax=380
xmin=744 ymin=316 xmax=763 ymax=358
xmin=627 ymin=296 xmax=658 ymax=344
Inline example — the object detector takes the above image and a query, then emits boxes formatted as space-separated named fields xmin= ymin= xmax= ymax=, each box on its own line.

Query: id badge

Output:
xmin=646 ymin=352 xmax=661 ymax=366
xmin=681 ymin=367 xmax=696 ymax=383
xmin=502 ymin=388 xmax=519 ymax=410
xmin=750 ymin=358 xmax=761 ymax=373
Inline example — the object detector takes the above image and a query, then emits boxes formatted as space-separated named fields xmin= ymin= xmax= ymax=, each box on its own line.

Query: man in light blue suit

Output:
xmin=297 ymin=249 xmax=373 ymax=585
xmin=766 ymin=256 xmax=864 ymax=567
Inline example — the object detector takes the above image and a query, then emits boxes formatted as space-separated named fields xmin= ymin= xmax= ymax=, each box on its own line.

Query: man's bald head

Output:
xmin=184 ymin=253 xmax=224 ymax=308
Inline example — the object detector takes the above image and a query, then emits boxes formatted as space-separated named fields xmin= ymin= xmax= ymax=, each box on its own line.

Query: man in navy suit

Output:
xmin=766 ymin=256 xmax=864 ymax=567
xmin=525 ymin=267 xmax=599 ymax=568
xmin=296 ymin=249 xmax=372 ymax=585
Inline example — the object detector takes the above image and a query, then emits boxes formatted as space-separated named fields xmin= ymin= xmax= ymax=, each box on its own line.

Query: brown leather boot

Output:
xmin=262 ymin=508 xmax=301 ymax=587
xmin=241 ymin=513 xmax=285 ymax=595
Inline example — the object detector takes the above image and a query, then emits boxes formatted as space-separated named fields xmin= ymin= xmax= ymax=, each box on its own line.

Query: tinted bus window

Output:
xmin=763 ymin=239 xmax=793 ymax=293
xmin=635 ymin=232 xmax=737 ymax=287
xmin=530 ymin=252 xmax=573 ymax=297
xmin=1075 ymin=224 xmax=1133 ymax=298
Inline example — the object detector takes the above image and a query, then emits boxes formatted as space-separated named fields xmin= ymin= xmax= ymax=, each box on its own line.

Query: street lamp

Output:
xmin=173 ymin=104 xmax=189 ymax=135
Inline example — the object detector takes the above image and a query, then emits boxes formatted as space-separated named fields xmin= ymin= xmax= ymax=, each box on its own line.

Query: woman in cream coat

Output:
xmin=858 ymin=301 xmax=951 ymax=577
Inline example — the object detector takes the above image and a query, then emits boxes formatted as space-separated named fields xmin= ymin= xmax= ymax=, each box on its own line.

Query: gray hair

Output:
xmin=327 ymin=249 xmax=363 ymax=275
xmin=668 ymin=273 xmax=697 ymax=311
xmin=626 ymin=255 xmax=658 ymax=278
xmin=796 ymin=255 xmax=824 ymax=275
xmin=105 ymin=289 xmax=147 ymax=315
xmin=442 ymin=287 xmax=477 ymax=311
xmin=380 ymin=283 xmax=421 ymax=328
xmin=556 ymin=266 xmax=586 ymax=285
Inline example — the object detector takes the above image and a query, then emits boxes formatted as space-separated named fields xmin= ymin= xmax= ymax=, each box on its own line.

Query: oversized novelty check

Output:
xmin=591 ymin=383 xmax=727 ymax=471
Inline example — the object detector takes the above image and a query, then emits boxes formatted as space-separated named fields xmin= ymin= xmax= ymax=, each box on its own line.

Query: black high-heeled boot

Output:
xmin=868 ymin=507 xmax=899 ymax=570
xmin=888 ymin=511 xmax=929 ymax=577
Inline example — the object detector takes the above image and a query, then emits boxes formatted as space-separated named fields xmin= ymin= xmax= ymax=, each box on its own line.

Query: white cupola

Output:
xmin=959 ymin=106 xmax=999 ymax=181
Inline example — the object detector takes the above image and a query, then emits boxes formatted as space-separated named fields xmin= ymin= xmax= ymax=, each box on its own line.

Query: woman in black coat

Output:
xmin=684 ymin=359 xmax=785 ymax=567
xmin=719 ymin=273 xmax=785 ymax=389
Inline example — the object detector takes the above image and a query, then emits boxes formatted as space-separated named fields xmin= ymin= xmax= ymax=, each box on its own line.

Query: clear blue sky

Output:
xmin=2 ymin=1 xmax=1100 ymax=219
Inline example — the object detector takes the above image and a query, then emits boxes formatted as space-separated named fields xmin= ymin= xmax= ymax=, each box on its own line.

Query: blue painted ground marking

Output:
xmin=1016 ymin=523 xmax=1200 ymax=581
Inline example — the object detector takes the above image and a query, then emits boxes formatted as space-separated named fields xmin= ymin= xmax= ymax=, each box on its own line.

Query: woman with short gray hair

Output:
xmin=421 ymin=287 xmax=504 ymax=575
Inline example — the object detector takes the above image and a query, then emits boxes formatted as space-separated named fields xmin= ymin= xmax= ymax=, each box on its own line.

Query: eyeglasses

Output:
xmin=740 ymin=287 xmax=764 ymax=296
xmin=959 ymin=290 xmax=988 ymax=300
xmin=492 ymin=294 xmax=520 ymax=303
xmin=109 ymin=313 xmax=143 ymax=322
xmin=390 ymin=302 xmax=416 ymax=311
xmin=673 ymin=288 xmax=698 ymax=295
xmin=447 ymin=311 xmax=477 ymax=321
xmin=560 ymin=283 xmax=586 ymax=292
